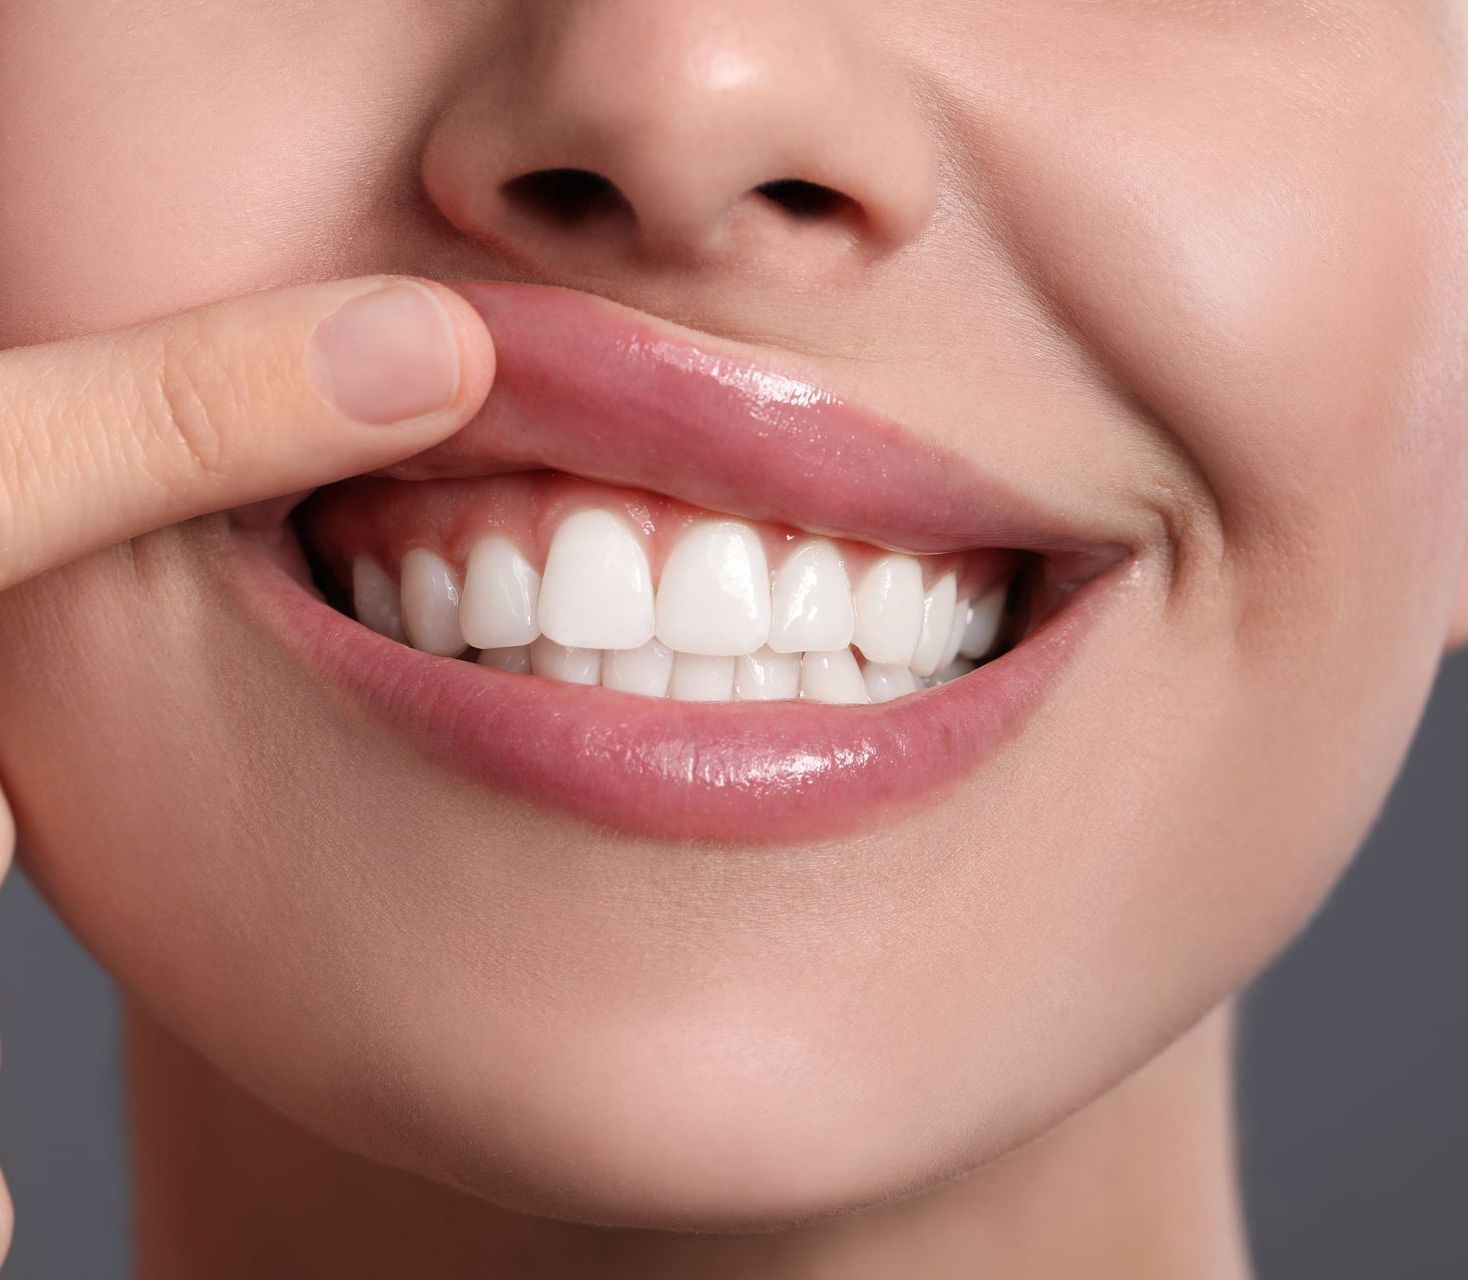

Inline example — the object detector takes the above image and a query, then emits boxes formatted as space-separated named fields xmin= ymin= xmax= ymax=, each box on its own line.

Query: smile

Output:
xmin=233 ymin=283 xmax=1131 ymax=840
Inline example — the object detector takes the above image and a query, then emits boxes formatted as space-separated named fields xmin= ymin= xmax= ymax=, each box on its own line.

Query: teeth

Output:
xmin=938 ymin=596 xmax=970 ymax=673
xmin=852 ymin=555 xmax=925 ymax=666
xmin=959 ymin=587 xmax=1006 ymax=659
xmin=734 ymin=646 xmax=802 ymax=701
xmin=352 ymin=557 xmax=407 ymax=642
xmin=603 ymin=640 xmax=675 ymax=698
xmin=656 ymin=520 xmax=771 ymax=656
xmin=861 ymin=662 xmax=920 ymax=704
xmin=400 ymin=548 xmax=467 ymax=656
xmin=767 ymin=540 xmax=855 ymax=655
xmin=909 ymin=572 xmax=958 ymax=678
xmin=799 ymin=650 xmax=870 ymax=704
xmin=347 ymin=510 xmax=1015 ymax=705
xmin=529 ymin=638 xmax=602 ymax=685
xmin=538 ymin=510 xmax=655 ymax=651
xmin=478 ymin=645 xmax=533 ymax=674
xmin=459 ymin=537 xmax=541 ymax=650
xmin=669 ymin=652 xmax=737 ymax=702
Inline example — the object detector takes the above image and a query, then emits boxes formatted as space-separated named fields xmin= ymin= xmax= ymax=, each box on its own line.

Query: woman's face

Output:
xmin=2 ymin=0 xmax=1466 ymax=1230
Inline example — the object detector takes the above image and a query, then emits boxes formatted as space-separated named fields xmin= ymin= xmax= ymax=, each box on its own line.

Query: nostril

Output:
xmin=502 ymin=168 xmax=631 ymax=224
xmin=755 ymin=179 xmax=854 ymax=222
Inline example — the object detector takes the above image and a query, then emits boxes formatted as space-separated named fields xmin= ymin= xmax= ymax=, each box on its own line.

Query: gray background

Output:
xmin=1 ymin=653 xmax=1464 ymax=1278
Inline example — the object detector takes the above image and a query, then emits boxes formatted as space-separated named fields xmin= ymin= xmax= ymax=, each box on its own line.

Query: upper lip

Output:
xmin=374 ymin=281 xmax=1127 ymax=572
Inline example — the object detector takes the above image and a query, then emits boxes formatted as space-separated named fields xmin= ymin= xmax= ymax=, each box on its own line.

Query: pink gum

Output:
xmin=302 ymin=473 xmax=1017 ymax=599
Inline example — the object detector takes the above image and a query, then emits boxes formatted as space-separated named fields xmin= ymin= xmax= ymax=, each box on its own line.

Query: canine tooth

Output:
xmin=734 ymin=647 xmax=801 ymax=701
xmin=400 ymin=549 xmax=466 ymax=656
xmin=767 ymin=540 xmax=854 ymax=655
xmin=852 ymin=555 xmax=924 ymax=666
xmin=938 ymin=597 xmax=970 ymax=672
xmin=351 ymin=557 xmax=406 ymax=642
xmin=958 ymin=587 xmax=1006 ymax=659
xmin=529 ymin=638 xmax=601 ymax=685
xmin=862 ymin=662 xmax=920 ymax=704
xmin=909 ymin=572 xmax=958 ymax=678
xmin=603 ymin=640 xmax=674 ymax=698
xmin=478 ymin=645 xmax=532 ymax=674
xmin=800 ymin=650 xmax=870 ymax=704
xmin=669 ymin=652 xmax=736 ymax=702
xmin=656 ymin=520 xmax=771 ymax=656
xmin=460 ymin=537 xmax=541 ymax=649
xmin=539 ymin=509 xmax=655 ymax=650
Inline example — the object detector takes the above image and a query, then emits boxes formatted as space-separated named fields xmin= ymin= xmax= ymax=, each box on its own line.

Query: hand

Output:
xmin=0 ymin=275 xmax=496 ymax=1264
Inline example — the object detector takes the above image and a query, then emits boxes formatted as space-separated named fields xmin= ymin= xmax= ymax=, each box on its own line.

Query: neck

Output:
xmin=127 ymin=1001 xmax=1253 ymax=1280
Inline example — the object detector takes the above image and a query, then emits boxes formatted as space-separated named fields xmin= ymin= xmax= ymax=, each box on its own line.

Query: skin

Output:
xmin=2 ymin=1 xmax=1468 ymax=1275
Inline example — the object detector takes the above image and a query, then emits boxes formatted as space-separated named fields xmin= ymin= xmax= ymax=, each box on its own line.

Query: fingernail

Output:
xmin=306 ymin=282 xmax=460 ymax=424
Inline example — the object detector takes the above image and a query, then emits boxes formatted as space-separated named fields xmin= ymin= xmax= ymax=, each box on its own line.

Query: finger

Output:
xmin=0 ymin=277 xmax=494 ymax=591
xmin=0 ymin=787 xmax=11 ymax=878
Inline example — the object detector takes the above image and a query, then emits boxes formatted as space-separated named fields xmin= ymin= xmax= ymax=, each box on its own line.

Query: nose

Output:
xmin=422 ymin=1 xmax=938 ymax=277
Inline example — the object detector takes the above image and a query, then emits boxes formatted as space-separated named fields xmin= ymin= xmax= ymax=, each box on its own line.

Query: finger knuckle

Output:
xmin=146 ymin=319 xmax=245 ymax=488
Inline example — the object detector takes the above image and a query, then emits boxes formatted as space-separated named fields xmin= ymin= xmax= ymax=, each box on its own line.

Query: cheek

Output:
xmin=0 ymin=1 xmax=454 ymax=342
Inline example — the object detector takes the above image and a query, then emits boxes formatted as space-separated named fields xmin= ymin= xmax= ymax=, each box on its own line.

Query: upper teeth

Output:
xmin=350 ymin=511 xmax=1008 ymax=704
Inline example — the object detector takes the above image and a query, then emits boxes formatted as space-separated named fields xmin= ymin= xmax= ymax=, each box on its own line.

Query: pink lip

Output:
xmin=388 ymin=282 xmax=1122 ymax=573
xmin=234 ymin=282 xmax=1127 ymax=841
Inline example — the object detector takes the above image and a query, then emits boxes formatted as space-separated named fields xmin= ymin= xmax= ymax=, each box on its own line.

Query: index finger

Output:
xmin=0 ymin=276 xmax=495 ymax=592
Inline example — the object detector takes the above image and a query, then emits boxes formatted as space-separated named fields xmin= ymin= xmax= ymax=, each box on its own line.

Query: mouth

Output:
xmin=231 ymin=282 xmax=1131 ymax=842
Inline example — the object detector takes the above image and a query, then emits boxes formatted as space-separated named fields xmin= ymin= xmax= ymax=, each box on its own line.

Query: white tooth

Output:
xmin=400 ymin=548 xmax=466 ymax=656
xmin=799 ymin=650 xmax=870 ymax=704
xmin=537 ymin=509 xmax=655 ymax=650
xmin=938 ymin=597 xmax=970 ymax=672
xmin=351 ymin=557 xmax=406 ymax=642
xmin=862 ymin=662 xmax=920 ymax=704
xmin=478 ymin=645 xmax=532 ymax=674
xmin=655 ymin=520 xmax=771 ymax=656
xmin=459 ymin=537 xmax=541 ymax=650
xmin=909 ymin=572 xmax=958 ymax=678
xmin=669 ymin=652 xmax=736 ymax=702
xmin=958 ymin=587 xmax=1006 ymax=659
xmin=734 ymin=647 xmax=802 ymax=701
xmin=767 ymin=539 xmax=855 ymax=655
xmin=603 ymin=640 xmax=674 ymax=698
xmin=852 ymin=555 xmax=925 ymax=666
xmin=529 ymin=637 xmax=601 ymax=685
xmin=932 ymin=658 xmax=977 ymax=685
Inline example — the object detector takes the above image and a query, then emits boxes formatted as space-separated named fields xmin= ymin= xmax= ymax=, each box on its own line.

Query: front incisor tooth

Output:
xmin=538 ymin=509 xmax=655 ymax=650
xmin=603 ymin=640 xmax=674 ymax=698
xmin=734 ymin=647 xmax=801 ymax=701
xmin=478 ymin=645 xmax=532 ymax=674
xmin=799 ymin=650 xmax=870 ymax=704
xmin=351 ymin=557 xmax=406 ymax=642
xmin=909 ymin=572 xmax=958 ymax=678
xmin=862 ymin=662 xmax=920 ymax=704
xmin=529 ymin=637 xmax=602 ymax=685
xmin=669 ymin=653 xmax=736 ymax=702
xmin=655 ymin=520 xmax=771 ymax=656
xmin=460 ymin=536 xmax=541 ymax=650
xmin=399 ymin=548 xmax=466 ymax=656
xmin=958 ymin=587 xmax=1006 ymax=659
xmin=852 ymin=555 xmax=925 ymax=666
xmin=767 ymin=540 xmax=855 ymax=655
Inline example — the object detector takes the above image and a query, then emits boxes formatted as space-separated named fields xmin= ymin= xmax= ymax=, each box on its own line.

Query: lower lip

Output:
xmin=231 ymin=538 xmax=1115 ymax=842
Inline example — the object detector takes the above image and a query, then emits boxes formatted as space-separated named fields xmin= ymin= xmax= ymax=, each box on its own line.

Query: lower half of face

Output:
xmin=1 ymin=0 xmax=1466 ymax=1233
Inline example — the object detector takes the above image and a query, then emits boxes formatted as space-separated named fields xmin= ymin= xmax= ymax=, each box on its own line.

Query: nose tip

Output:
xmin=423 ymin=2 xmax=938 ymax=273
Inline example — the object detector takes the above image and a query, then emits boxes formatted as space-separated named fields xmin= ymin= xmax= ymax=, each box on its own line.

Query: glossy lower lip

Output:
xmin=232 ymin=537 xmax=1120 ymax=843
xmin=382 ymin=282 xmax=1123 ymax=572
